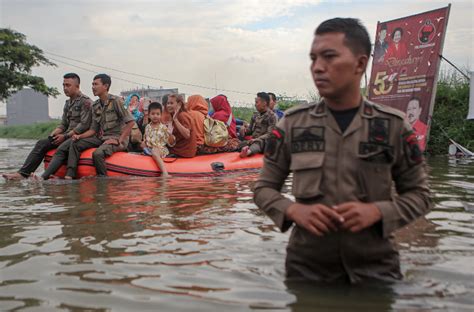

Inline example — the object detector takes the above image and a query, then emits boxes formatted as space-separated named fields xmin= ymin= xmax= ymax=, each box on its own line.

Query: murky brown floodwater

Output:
xmin=0 ymin=138 xmax=473 ymax=311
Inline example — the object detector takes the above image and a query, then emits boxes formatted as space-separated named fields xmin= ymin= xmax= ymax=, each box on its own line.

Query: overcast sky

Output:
xmin=0 ymin=0 xmax=472 ymax=117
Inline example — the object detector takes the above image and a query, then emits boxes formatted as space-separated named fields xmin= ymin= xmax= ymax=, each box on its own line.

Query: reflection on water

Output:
xmin=0 ymin=138 xmax=473 ymax=311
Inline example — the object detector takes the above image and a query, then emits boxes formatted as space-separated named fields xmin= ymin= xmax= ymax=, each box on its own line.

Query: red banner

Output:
xmin=368 ymin=6 xmax=450 ymax=151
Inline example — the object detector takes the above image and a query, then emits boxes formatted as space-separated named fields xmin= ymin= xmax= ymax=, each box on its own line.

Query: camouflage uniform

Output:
xmin=253 ymin=99 xmax=432 ymax=283
xmin=241 ymin=109 xmax=277 ymax=154
xmin=18 ymin=93 xmax=92 ymax=178
xmin=68 ymin=94 xmax=134 ymax=177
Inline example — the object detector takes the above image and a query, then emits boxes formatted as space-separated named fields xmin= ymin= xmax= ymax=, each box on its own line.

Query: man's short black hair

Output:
xmin=93 ymin=74 xmax=112 ymax=90
xmin=268 ymin=92 xmax=276 ymax=102
xmin=63 ymin=73 xmax=80 ymax=84
xmin=391 ymin=27 xmax=404 ymax=39
xmin=257 ymin=92 xmax=270 ymax=105
xmin=148 ymin=102 xmax=162 ymax=113
xmin=315 ymin=18 xmax=371 ymax=57
xmin=380 ymin=23 xmax=387 ymax=31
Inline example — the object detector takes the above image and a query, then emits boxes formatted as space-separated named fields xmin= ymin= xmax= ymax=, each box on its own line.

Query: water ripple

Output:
xmin=1 ymin=140 xmax=474 ymax=310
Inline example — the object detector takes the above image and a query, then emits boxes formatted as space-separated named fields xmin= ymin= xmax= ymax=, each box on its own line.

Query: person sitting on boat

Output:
xmin=199 ymin=94 xmax=241 ymax=154
xmin=164 ymin=94 xmax=197 ymax=158
xmin=187 ymin=95 xmax=208 ymax=153
xmin=2 ymin=73 xmax=93 ymax=181
xmin=141 ymin=102 xmax=174 ymax=177
xmin=211 ymin=95 xmax=237 ymax=139
xmin=238 ymin=92 xmax=277 ymax=158
xmin=268 ymin=92 xmax=284 ymax=120
xmin=138 ymin=97 xmax=152 ymax=133
xmin=57 ymin=74 xmax=135 ymax=177
xmin=124 ymin=93 xmax=144 ymax=152
xmin=124 ymin=93 xmax=144 ymax=121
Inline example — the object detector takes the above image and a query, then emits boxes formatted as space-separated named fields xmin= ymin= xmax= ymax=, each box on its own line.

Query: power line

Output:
xmin=48 ymin=57 xmax=162 ymax=89
xmin=48 ymin=56 xmax=256 ymax=106
xmin=45 ymin=51 xmax=256 ymax=95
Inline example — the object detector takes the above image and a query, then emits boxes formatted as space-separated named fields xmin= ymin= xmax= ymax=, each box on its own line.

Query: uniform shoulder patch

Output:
xmin=402 ymin=129 xmax=423 ymax=165
xmin=284 ymin=102 xmax=317 ymax=117
xmin=264 ymin=128 xmax=285 ymax=161
xmin=83 ymin=99 xmax=92 ymax=110
xmin=368 ymin=100 xmax=405 ymax=120
xmin=79 ymin=93 xmax=91 ymax=100
xmin=92 ymin=99 xmax=102 ymax=110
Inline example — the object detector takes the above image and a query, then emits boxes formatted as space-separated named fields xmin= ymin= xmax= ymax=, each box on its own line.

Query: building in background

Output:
xmin=121 ymin=87 xmax=184 ymax=104
xmin=6 ymin=89 xmax=50 ymax=126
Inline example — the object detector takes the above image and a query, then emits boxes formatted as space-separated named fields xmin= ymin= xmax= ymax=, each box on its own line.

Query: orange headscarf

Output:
xmin=187 ymin=95 xmax=208 ymax=145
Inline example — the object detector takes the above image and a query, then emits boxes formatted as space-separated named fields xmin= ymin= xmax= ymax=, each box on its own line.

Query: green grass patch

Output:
xmin=0 ymin=121 xmax=59 ymax=140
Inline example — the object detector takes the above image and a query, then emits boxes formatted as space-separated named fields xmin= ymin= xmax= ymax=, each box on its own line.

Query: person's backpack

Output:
xmin=203 ymin=116 xmax=229 ymax=147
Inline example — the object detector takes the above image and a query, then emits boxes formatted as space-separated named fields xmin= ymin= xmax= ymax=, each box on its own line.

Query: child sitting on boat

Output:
xmin=141 ymin=102 xmax=175 ymax=177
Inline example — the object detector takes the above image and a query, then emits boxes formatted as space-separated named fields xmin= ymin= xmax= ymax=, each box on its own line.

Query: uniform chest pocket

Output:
xmin=103 ymin=110 xmax=119 ymax=130
xmin=71 ymin=106 xmax=81 ymax=118
xmin=357 ymin=150 xmax=393 ymax=202
xmin=290 ymin=153 xmax=324 ymax=200
xmin=105 ymin=109 xmax=118 ymax=122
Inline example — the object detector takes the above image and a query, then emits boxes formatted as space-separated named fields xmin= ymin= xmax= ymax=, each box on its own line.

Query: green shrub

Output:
xmin=277 ymin=100 xmax=299 ymax=111
xmin=427 ymin=71 xmax=471 ymax=155
xmin=232 ymin=106 xmax=254 ymax=122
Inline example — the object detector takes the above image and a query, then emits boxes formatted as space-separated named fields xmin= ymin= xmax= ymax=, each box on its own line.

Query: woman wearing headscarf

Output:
xmin=199 ymin=94 xmax=240 ymax=154
xmin=187 ymin=95 xmax=208 ymax=152
xmin=124 ymin=93 xmax=144 ymax=122
xmin=164 ymin=94 xmax=197 ymax=158
xmin=210 ymin=95 xmax=237 ymax=138
xmin=124 ymin=93 xmax=144 ymax=152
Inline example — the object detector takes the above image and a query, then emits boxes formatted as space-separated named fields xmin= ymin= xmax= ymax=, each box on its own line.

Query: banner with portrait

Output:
xmin=369 ymin=6 xmax=450 ymax=151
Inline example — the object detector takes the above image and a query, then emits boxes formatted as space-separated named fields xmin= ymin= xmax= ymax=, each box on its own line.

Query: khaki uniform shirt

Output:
xmin=245 ymin=109 xmax=277 ymax=140
xmin=253 ymin=99 xmax=432 ymax=283
xmin=91 ymin=94 xmax=134 ymax=140
xmin=58 ymin=93 xmax=93 ymax=134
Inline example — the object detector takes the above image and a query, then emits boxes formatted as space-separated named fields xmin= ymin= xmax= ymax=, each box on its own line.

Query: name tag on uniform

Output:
xmin=291 ymin=126 xmax=325 ymax=153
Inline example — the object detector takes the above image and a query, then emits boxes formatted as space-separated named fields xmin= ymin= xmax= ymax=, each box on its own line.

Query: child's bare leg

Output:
xmin=151 ymin=147 xmax=169 ymax=177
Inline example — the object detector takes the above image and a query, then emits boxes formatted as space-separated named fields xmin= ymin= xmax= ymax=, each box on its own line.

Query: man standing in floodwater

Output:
xmin=253 ymin=18 xmax=432 ymax=283
xmin=2 ymin=73 xmax=93 ymax=180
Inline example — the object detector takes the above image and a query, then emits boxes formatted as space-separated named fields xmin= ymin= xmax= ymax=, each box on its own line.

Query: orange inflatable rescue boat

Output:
xmin=44 ymin=149 xmax=263 ymax=177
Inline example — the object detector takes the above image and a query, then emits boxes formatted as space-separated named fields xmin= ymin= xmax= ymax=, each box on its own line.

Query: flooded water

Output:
xmin=0 ymin=138 xmax=473 ymax=311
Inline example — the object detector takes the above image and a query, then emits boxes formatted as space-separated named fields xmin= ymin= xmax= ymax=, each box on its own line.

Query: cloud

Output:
xmin=227 ymin=55 xmax=261 ymax=64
